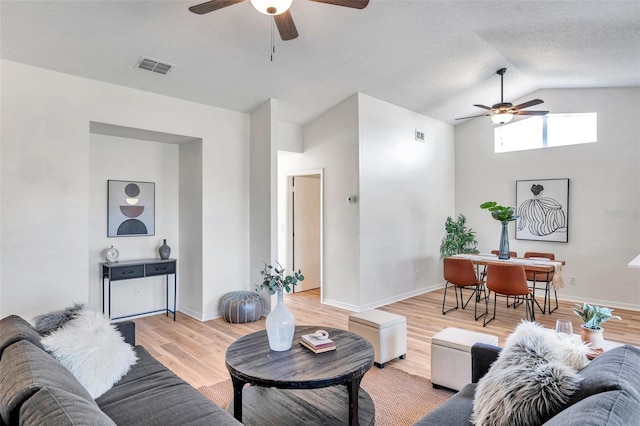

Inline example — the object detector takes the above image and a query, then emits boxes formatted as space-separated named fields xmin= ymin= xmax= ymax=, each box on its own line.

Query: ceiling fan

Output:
xmin=189 ymin=0 xmax=369 ymax=41
xmin=456 ymin=68 xmax=549 ymax=125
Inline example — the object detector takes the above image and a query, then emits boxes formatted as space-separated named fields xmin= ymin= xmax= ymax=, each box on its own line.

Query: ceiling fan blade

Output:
xmin=514 ymin=110 xmax=549 ymax=116
xmin=455 ymin=113 xmax=491 ymax=120
xmin=274 ymin=10 xmax=298 ymax=41
xmin=189 ymin=0 xmax=245 ymax=14
xmin=473 ymin=104 xmax=493 ymax=111
xmin=512 ymin=99 xmax=544 ymax=110
xmin=307 ymin=0 xmax=369 ymax=9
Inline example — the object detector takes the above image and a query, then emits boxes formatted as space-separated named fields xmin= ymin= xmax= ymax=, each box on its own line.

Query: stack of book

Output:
xmin=300 ymin=333 xmax=336 ymax=353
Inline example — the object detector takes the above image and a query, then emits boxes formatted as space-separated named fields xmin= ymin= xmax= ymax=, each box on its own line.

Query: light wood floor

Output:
xmin=134 ymin=288 xmax=640 ymax=389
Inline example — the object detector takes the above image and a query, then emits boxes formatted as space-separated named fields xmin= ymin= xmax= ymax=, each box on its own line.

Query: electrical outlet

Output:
xmin=569 ymin=276 xmax=576 ymax=285
xmin=135 ymin=288 xmax=142 ymax=296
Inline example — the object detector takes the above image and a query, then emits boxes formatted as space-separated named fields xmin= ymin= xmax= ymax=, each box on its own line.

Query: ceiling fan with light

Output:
xmin=189 ymin=0 xmax=369 ymax=41
xmin=456 ymin=68 xmax=549 ymax=125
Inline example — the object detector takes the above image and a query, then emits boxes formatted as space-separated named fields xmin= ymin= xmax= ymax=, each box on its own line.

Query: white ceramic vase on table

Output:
xmin=266 ymin=289 xmax=295 ymax=351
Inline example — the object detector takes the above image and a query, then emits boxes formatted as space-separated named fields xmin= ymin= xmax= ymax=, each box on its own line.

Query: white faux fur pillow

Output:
xmin=472 ymin=321 xmax=585 ymax=426
xmin=41 ymin=310 xmax=138 ymax=399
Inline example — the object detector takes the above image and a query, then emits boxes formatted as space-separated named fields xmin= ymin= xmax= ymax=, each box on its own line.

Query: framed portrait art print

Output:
xmin=107 ymin=180 xmax=155 ymax=237
xmin=515 ymin=178 xmax=569 ymax=242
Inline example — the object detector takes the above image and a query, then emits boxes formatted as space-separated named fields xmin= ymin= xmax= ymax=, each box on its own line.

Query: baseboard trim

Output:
xmin=322 ymin=298 xmax=360 ymax=312
xmin=178 ymin=305 xmax=223 ymax=322
xmin=358 ymin=286 xmax=440 ymax=313
xmin=324 ymin=284 xmax=442 ymax=313
xmin=556 ymin=294 xmax=640 ymax=312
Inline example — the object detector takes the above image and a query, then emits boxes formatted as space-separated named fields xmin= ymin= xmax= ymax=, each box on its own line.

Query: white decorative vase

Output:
xmin=266 ymin=289 xmax=295 ymax=351
xmin=580 ymin=324 xmax=604 ymax=349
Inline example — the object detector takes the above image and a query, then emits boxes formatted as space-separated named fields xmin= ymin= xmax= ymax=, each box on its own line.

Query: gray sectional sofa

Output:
xmin=415 ymin=342 xmax=640 ymax=425
xmin=0 ymin=315 xmax=240 ymax=426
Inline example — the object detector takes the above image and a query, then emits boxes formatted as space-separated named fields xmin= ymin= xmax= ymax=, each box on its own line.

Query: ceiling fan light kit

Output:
xmin=491 ymin=112 xmax=513 ymax=125
xmin=456 ymin=67 xmax=549 ymax=124
xmin=189 ymin=0 xmax=369 ymax=41
xmin=250 ymin=0 xmax=292 ymax=15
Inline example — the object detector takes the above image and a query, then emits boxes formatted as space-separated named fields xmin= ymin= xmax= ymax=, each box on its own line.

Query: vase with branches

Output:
xmin=480 ymin=201 xmax=519 ymax=260
xmin=256 ymin=261 xmax=304 ymax=351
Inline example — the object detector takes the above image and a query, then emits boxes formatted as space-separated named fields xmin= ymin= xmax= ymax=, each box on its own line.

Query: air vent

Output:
xmin=137 ymin=57 xmax=174 ymax=75
xmin=415 ymin=129 xmax=425 ymax=142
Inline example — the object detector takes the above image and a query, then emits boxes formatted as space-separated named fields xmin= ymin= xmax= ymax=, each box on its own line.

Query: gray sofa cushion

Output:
xmin=569 ymin=345 xmax=640 ymax=404
xmin=96 ymin=346 xmax=240 ymax=425
xmin=0 ymin=315 xmax=44 ymax=358
xmin=20 ymin=387 xmax=116 ymax=426
xmin=0 ymin=340 xmax=94 ymax=425
xmin=544 ymin=390 xmax=640 ymax=426
xmin=413 ymin=383 xmax=475 ymax=426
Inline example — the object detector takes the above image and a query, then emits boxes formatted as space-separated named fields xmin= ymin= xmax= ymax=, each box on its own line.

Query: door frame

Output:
xmin=286 ymin=168 xmax=324 ymax=301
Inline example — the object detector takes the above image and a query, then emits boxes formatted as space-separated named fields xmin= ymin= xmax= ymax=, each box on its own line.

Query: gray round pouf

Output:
xmin=221 ymin=291 xmax=265 ymax=324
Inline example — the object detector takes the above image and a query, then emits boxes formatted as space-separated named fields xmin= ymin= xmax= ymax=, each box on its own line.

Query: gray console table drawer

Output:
xmin=146 ymin=262 xmax=176 ymax=276
xmin=109 ymin=265 xmax=145 ymax=281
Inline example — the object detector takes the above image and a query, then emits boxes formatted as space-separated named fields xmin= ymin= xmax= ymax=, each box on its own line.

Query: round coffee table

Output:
xmin=225 ymin=326 xmax=374 ymax=425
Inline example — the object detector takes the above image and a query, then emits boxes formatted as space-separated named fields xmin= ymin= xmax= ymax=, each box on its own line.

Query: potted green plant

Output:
xmin=440 ymin=214 xmax=479 ymax=258
xmin=573 ymin=303 xmax=621 ymax=349
xmin=480 ymin=201 xmax=519 ymax=259
xmin=256 ymin=261 xmax=304 ymax=351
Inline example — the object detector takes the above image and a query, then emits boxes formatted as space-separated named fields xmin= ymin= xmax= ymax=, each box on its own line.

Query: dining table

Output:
xmin=448 ymin=253 xmax=566 ymax=314
xmin=450 ymin=253 xmax=565 ymax=272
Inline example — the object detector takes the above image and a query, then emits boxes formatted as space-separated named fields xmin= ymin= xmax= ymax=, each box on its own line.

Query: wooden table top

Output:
xmin=449 ymin=254 xmax=565 ymax=272
xmin=225 ymin=326 xmax=374 ymax=389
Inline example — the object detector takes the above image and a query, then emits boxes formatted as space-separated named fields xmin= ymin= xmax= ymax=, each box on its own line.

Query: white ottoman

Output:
xmin=431 ymin=327 xmax=499 ymax=391
xmin=348 ymin=309 xmax=407 ymax=368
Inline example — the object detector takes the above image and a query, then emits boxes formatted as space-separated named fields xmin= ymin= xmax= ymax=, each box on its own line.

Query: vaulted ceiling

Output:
xmin=2 ymin=0 xmax=639 ymax=126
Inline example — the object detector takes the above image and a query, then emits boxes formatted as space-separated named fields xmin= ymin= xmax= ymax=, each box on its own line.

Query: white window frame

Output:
xmin=494 ymin=113 xmax=597 ymax=153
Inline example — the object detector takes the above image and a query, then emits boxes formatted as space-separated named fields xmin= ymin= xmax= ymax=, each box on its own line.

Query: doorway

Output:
xmin=287 ymin=170 xmax=323 ymax=297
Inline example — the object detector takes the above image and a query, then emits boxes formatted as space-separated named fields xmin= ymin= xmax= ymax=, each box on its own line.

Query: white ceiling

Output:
xmin=2 ymin=0 xmax=639 ymax=126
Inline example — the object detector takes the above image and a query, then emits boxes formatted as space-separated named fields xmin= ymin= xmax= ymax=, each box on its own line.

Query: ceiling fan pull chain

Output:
xmin=270 ymin=19 xmax=275 ymax=62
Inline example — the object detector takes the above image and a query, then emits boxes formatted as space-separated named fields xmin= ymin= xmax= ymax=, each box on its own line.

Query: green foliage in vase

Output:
xmin=480 ymin=201 xmax=519 ymax=223
xmin=573 ymin=303 xmax=621 ymax=330
xmin=440 ymin=214 xmax=479 ymax=258
xmin=256 ymin=261 xmax=304 ymax=295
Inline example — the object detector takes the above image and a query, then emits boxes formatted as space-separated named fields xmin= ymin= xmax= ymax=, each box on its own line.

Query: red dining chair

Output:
xmin=442 ymin=257 xmax=485 ymax=320
xmin=490 ymin=250 xmax=522 ymax=308
xmin=483 ymin=264 xmax=535 ymax=326
xmin=480 ymin=250 xmax=518 ymax=292
xmin=524 ymin=251 xmax=558 ymax=314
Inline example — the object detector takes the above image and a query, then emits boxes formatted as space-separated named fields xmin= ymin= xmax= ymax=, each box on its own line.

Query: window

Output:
xmin=494 ymin=113 xmax=597 ymax=153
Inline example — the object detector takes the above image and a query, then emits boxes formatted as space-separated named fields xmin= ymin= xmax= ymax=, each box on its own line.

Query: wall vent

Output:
xmin=137 ymin=56 xmax=174 ymax=75
xmin=415 ymin=129 xmax=425 ymax=142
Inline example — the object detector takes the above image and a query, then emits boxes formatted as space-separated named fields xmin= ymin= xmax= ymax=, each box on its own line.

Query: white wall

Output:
xmin=0 ymin=60 xmax=249 ymax=320
xmin=249 ymin=100 xmax=278 ymax=313
xmin=89 ymin=134 xmax=179 ymax=317
xmin=358 ymin=94 xmax=455 ymax=309
xmin=279 ymin=93 xmax=456 ymax=311
xmin=455 ymin=87 xmax=640 ymax=310
xmin=278 ymin=121 xmax=303 ymax=153
xmin=179 ymin=140 xmax=203 ymax=317
xmin=279 ymin=94 xmax=361 ymax=310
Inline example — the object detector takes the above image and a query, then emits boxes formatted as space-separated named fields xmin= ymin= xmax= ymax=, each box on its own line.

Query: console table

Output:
xmin=101 ymin=258 xmax=177 ymax=321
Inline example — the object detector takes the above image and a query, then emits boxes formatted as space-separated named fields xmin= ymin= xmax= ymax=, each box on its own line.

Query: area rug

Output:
xmin=198 ymin=367 xmax=454 ymax=425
